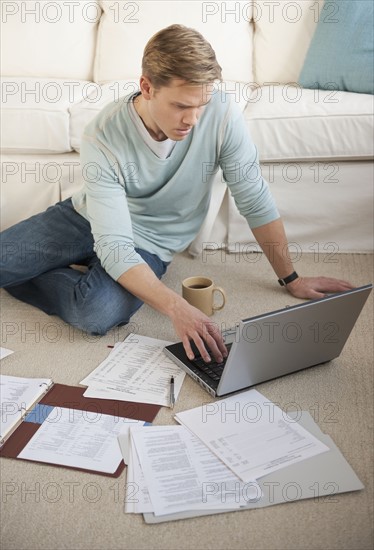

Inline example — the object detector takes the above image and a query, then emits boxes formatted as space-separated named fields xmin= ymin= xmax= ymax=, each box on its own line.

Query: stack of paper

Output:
xmin=119 ymin=424 xmax=262 ymax=517
xmin=118 ymin=389 xmax=364 ymax=522
xmin=174 ymin=389 xmax=330 ymax=482
xmin=80 ymin=334 xmax=186 ymax=407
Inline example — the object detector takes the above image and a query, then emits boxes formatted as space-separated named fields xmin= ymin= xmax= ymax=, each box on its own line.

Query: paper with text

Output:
xmin=175 ymin=389 xmax=330 ymax=482
xmin=18 ymin=407 xmax=142 ymax=473
xmin=118 ymin=431 xmax=154 ymax=514
xmin=0 ymin=375 xmax=52 ymax=441
xmin=130 ymin=425 xmax=261 ymax=516
xmin=80 ymin=334 xmax=185 ymax=406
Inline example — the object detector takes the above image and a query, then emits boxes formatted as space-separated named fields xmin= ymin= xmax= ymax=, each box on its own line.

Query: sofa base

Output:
xmin=189 ymin=160 xmax=374 ymax=255
xmin=1 ymin=155 xmax=373 ymax=254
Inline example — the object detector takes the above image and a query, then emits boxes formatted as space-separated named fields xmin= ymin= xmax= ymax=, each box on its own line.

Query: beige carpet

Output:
xmin=1 ymin=251 xmax=373 ymax=550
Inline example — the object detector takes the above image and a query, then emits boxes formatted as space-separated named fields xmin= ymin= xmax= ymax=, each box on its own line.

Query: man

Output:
xmin=1 ymin=25 xmax=352 ymax=363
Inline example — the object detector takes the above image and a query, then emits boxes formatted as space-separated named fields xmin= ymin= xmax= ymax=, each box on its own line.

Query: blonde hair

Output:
xmin=142 ymin=24 xmax=222 ymax=88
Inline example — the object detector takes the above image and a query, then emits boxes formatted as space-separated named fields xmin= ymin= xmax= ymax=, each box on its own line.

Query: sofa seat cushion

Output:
xmin=69 ymin=80 xmax=140 ymax=152
xmin=245 ymin=86 xmax=374 ymax=161
xmin=1 ymin=78 xmax=92 ymax=154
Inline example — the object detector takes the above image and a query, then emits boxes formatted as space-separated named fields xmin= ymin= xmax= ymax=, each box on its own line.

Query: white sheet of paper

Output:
xmin=118 ymin=431 xmax=154 ymax=514
xmin=0 ymin=375 xmax=52 ymax=441
xmin=130 ymin=425 xmax=261 ymax=516
xmin=80 ymin=334 xmax=185 ymax=407
xmin=175 ymin=389 xmax=330 ymax=483
xmin=0 ymin=347 xmax=14 ymax=360
xmin=18 ymin=407 xmax=142 ymax=474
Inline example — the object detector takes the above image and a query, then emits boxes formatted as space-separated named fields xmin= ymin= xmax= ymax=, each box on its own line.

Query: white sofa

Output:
xmin=1 ymin=0 xmax=373 ymax=254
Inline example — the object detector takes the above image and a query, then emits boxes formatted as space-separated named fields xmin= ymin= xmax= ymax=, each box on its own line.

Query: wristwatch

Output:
xmin=278 ymin=271 xmax=299 ymax=287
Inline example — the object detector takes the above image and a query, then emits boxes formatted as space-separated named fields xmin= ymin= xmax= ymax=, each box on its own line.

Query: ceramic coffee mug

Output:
xmin=182 ymin=276 xmax=226 ymax=316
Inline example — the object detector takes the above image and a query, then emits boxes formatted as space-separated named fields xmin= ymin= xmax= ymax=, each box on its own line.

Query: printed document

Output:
xmin=175 ymin=389 xmax=330 ymax=482
xmin=118 ymin=431 xmax=154 ymax=514
xmin=0 ymin=375 xmax=52 ymax=441
xmin=18 ymin=407 xmax=142 ymax=474
xmin=129 ymin=425 xmax=261 ymax=516
xmin=80 ymin=334 xmax=185 ymax=406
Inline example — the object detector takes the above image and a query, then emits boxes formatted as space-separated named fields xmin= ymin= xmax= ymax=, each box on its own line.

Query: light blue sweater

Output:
xmin=72 ymin=90 xmax=279 ymax=281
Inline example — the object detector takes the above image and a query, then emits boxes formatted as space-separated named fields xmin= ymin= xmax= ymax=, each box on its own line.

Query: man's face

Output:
xmin=138 ymin=77 xmax=214 ymax=142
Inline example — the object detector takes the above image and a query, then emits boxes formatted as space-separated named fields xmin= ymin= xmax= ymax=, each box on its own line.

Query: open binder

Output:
xmin=0 ymin=375 xmax=160 ymax=477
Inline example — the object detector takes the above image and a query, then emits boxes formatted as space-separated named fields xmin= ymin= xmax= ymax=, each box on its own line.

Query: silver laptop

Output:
xmin=164 ymin=284 xmax=372 ymax=397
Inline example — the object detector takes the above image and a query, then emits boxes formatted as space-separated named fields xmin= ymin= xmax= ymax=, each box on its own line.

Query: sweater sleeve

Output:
xmin=79 ymin=136 xmax=146 ymax=281
xmin=219 ymin=99 xmax=280 ymax=229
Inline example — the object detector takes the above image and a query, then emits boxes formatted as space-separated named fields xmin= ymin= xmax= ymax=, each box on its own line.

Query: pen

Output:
xmin=170 ymin=376 xmax=175 ymax=409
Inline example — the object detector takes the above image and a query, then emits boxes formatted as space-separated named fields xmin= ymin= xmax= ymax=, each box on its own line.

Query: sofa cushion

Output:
xmin=299 ymin=0 xmax=374 ymax=95
xmin=0 ymin=0 xmax=101 ymax=80
xmin=1 ymin=78 xmax=91 ymax=153
xmin=253 ymin=0 xmax=322 ymax=85
xmin=70 ymin=79 xmax=140 ymax=152
xmin=244 ymin=86 xmax=374 ymax=161
xmin=94 ymin=0 xmax=253 ymax=84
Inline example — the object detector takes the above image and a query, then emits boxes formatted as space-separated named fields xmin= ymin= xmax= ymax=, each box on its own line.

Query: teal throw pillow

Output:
xmin=299 ymin=0 xmax=374 ymax=94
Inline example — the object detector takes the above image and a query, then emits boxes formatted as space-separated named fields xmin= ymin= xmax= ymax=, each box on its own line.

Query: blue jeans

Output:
xmin=0 ymin=198 xmax=169 ymax=335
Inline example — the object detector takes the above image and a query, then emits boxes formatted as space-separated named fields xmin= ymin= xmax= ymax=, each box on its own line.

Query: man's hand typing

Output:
xmin=117 ymin=263 xmax=227 ymax=363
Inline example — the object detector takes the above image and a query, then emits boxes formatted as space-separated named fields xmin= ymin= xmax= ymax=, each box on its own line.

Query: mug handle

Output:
xmin=212 ymin=287 xmax=226 ymax=311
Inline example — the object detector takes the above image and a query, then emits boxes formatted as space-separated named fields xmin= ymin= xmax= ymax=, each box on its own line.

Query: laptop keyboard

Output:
xmin=190 ymin=344 xmax=232 ymax=383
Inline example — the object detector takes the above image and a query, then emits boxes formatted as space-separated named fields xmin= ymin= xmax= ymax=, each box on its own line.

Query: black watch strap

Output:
xmin=278 ymin=271 xmax=299 ymax=287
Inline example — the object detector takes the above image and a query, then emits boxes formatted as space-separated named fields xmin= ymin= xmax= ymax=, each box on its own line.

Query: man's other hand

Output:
xmin=286 ymin=276 xmax=355 ymax=300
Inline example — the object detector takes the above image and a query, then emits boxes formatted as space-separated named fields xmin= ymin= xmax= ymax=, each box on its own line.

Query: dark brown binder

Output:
xmin=0 ymin=383 xmax=161 ymax=477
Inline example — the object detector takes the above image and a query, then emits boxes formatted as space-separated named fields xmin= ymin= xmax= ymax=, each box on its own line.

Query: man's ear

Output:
xmin=139 ymin=76 xmax=153 ymax=100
